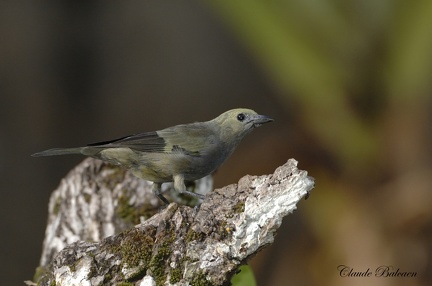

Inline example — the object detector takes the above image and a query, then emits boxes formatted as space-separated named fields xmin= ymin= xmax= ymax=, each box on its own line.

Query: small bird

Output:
xmin=32 ymin=108 xmax=273 ymax=204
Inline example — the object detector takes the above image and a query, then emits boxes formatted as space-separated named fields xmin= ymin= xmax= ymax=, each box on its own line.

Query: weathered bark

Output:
xmin=32 ymin=158 xmax=314 ymax=286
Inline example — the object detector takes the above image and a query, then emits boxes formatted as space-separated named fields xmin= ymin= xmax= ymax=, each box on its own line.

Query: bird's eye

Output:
xmin=237 ymin=113 xmax=246 ymax=121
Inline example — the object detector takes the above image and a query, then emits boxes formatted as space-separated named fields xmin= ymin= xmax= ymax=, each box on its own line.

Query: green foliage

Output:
xmin=231 ymin=265 xmax=256 ymax=286
xmin=209 ymin=0 xmax=432 ymax=174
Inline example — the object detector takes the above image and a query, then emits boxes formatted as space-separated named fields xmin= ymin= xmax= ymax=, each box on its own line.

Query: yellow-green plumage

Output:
xmin=32 ymin=108 xmax=273 ymax=203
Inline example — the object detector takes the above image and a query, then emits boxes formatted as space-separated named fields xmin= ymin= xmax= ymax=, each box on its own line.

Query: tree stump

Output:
xmin=30 ymin=158 xmax=314 ymax=286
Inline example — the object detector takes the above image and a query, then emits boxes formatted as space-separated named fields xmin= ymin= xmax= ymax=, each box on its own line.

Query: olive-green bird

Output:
xmin=32 ymin=108 xmax=273 ymax=204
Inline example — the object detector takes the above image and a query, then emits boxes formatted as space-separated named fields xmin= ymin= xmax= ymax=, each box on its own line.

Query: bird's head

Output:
xmin=212 ymin=108 xmax=273 ymax=144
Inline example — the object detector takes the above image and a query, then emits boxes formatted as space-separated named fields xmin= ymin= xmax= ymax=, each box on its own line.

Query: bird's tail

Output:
xmin=32 ymin=147 xmax=85 ymax=157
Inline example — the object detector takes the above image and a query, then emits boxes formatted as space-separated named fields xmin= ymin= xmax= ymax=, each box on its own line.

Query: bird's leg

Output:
xmin=173 ymin=174 xmax=205 ymax=200
xmin=152 ymin=182 xmax=170 ymax=204
xmin=193 ymin=203 xmax=202 ymax=214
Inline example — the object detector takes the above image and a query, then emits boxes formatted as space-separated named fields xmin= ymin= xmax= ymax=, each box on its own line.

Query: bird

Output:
xmin=32 ymin=108 xmax=273 ymax=204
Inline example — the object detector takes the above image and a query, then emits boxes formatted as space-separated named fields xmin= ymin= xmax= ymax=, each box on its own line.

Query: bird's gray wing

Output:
xmin=87 ymin=123 xmax=217 ymax=156
xmin=86 ymin=131 xmax=166 ymax=152
xmin=157 ymin=123 xmax=218 ymax=156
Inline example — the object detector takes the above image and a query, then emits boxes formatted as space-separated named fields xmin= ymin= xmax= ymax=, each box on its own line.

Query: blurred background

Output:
xmin=1 ymin=1 xmax=432 ymax=285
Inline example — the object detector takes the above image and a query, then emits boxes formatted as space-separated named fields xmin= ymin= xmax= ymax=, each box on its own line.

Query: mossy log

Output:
xmin=30 ymin=158 xmax=314 ymax=286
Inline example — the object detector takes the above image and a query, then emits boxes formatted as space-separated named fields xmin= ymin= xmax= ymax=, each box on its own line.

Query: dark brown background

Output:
xmin=1 ymin=1 xmax=431 ymax=285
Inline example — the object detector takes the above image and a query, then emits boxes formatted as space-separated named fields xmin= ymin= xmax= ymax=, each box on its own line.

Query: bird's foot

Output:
xmin=182 ymin=190 xmax=205 ymax=201
xmin=193 ymin=203 xmax=201 ymax=214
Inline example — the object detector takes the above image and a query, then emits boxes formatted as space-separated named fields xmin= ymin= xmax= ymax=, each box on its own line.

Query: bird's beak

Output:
xmin=251 ymin=114 xmax=274 ymax=128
